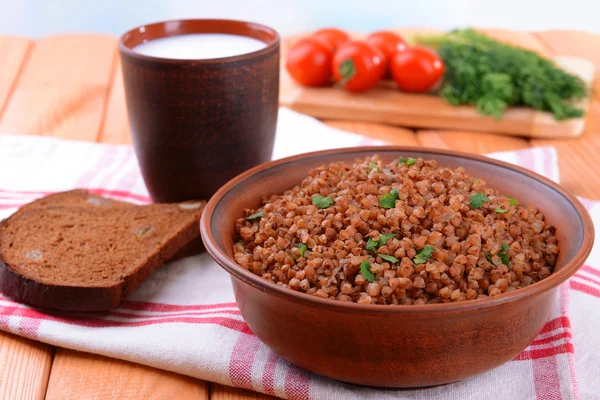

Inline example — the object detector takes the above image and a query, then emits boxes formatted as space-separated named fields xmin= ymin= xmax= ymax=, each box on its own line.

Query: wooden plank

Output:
xmin=46 ymin=348 xmax=208 ymax=400
xmin=0 ymin=34 xmax=117 ymax=141
xmin=280 ymin=28 xmax=593 ymax=139
xmin=0 ymin=332 xmax=53 ymax=400
xmin=0 ymin=36 xmax=56 ymax=400
xmin=0 ymin=36 xmax=32 ymax=118
xmin=416 ymin=130 xmax=530 ymax=153
xmin=531 ymin=98 xmax=600 ymax=200
xmin=323 ymin=120 xmax=419 ymax=145
xmin=526 ymin=31 xmax=600 ymax=199
xmin=100 ymin=59 xmax=132 ymax=144
xmin=209 ymin=383 xmax=276 ymax=400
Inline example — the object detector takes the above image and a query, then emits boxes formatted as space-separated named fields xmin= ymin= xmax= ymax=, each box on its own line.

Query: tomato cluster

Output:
xmin=285 ymin=28 xmax=445 ymax=93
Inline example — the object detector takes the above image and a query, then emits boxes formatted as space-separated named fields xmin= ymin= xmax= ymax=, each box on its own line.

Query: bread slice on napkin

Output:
xmin=0 ymin=192 xmax=205 ymax=311
xmin=18 ymin=189 xmax=131 ymax=212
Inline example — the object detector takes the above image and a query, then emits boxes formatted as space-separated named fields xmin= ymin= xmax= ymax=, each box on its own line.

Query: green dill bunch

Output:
xmin=417 ymin=29 xmax=588 ymax=120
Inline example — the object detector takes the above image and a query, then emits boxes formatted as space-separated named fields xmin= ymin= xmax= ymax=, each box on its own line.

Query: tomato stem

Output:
xmin=338 ymin=59 xmax=356 ymax=87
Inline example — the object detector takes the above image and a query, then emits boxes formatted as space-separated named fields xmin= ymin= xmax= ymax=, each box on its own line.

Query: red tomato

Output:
xmin=313 ymin=28 xmax=350 ymax=52
xmin=332 ymin=41 xmax=385 ymax=92
xmin=285 ymin=38 xmax=333 ymax=87
xmin=390 ymin=46 xmax=445 ymax=93
xmin=365 ymin=31 xmax=407 ymax=65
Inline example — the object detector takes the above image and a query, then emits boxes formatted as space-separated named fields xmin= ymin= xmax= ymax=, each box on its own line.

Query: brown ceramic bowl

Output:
xmin=200 ymin=146 xmax=594 ymax=388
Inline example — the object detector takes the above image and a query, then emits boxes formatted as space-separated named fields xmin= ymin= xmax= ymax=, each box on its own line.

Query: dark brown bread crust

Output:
xmin=19 ymin=189 xmax=130 ymax=212
xmin=0 ymin=193 xmax=205 ymax=311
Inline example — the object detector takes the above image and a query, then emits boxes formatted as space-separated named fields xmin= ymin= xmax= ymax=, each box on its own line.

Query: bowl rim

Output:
xmin=200 ymin=146 xmax=594 ymax=315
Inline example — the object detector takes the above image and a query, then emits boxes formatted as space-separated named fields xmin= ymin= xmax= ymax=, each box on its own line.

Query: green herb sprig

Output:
xmin=379 ymin=254 xmax=399 ymax=264
xmin=470 ymin=193 xmax=490 ymax=209
xmin=485 ymin=242 xmax=511 ymax=268
xmin=312 ymin=195 xmax=334 ymax=209
xmin=366 ymin=233 xmax=398 ymax=252
xmin=246 ymin=210 xmax=264 ymax=220
xmin=415 ymin=29 xmax=588 ymax=120
xmin=413 ymin=245 xmax=435 ymax=264
xmin=398 ymin=156 xmax=417 ymax=166
xmin=360 ymin=260 xmax=375 ymax=282
xmin=295 ymin=243 xmax=308 ymax=258
xmin=380 ymin=189 xmax=400 ymax=209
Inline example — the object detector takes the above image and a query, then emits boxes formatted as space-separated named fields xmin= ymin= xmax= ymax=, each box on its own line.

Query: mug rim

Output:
xmin=118 ymin=18 xmax=280 ymax=65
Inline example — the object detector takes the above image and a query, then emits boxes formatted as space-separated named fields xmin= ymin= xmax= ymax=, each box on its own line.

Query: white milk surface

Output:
xmin=133 ymin=33 xmax=267 ymax=59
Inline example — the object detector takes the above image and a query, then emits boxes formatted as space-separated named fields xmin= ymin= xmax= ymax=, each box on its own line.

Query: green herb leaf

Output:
xmin=246 ymin=210 xmax=264 ymax=220
xmin=379 ymin=194 xmax=397 ymax=209
xmin=398 ymin=156 xmax=417 ymax=166
xmin=365 ymin=233 xmax=398 ymax=252
xmin=312 ymin=195 xmax=334 ymax=209
xmin=295 ymin=243 xmax=308 ymax=258
xmin=485 ymin=253 xmax=494 ymax=263
xmin=378 ymin=233 xmax=398 ymax=246
xmin=390 ymin=189 xmax=399 ymax=199
xmin=498 ymin=242 xmax=511 ymax=268
xmin=413 ymin=245 xmax=435 ymax=264
xmin=365 ymin=238 xmax=378 ymax=252
xmin=379 ymin=254 xmax=399 ymax=263
xmin=508 ymin=196 xmax=519 ymax=206
xmin=360 ymin=260 xmax=375 ymax=282
xmin=470 ymin=193 xmax=490 ymax=209
xmin=368 ymin=162 xmax=380 ymax=173
xmin=494 ymin=207 xmax=509 ymax=213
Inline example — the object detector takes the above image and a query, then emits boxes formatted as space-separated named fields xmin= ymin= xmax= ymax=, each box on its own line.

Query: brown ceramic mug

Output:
xmin=119 ymin=19 xmax=280 ymax=203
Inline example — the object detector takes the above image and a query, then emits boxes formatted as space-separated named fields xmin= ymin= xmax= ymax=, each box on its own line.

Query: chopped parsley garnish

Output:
xmin=485 ymin=243 xmax=511 ymax=268
xmin=246 ymin=210 xmax=264 ymax=220
xmin=360 ymin=260 xmax=375 ymax=282
xmin=379 ymin=194 xmax=396 ymax=209
xmin=368 ymin=162 xmax=379 ymax=173
xmin=366 ymin=233 xmax=398 ymax=252
xmin=494 ymin=207 xmax=509 ymax=213
xmin=379 ymin=254 xmax=399 ymax=263
xmin=470 ymin=193 xmax=490 ymax=209
xmin=312 ymin=195 xmax=334 ymax=209
xmin=499 ymin=242 xmax=510 ymax=267
xmin=413 ymin=245 xmax=435 ymax=264
xmin=365 ymin=238 xmax=378 ymax=252
xmin=380 ymin=189 xmax=400 ymax=209
xmin=398 ymin=156 xmax=417 ymax=166
xmin=378 ymin=233 xmax=398 ymax=246
xmin=295 ymin=243 xmax=308 ymax=258
xmin=508 ymin=196 xmax=519 ymax=206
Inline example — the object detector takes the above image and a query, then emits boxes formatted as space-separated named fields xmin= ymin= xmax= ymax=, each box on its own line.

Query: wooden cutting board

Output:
xmin=280 ymin=29 xmax=596 ymax=139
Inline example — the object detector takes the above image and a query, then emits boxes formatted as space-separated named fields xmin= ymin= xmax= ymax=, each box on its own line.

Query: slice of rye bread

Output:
xmin=0 ymin=198 xmax=206 ymax=311
xmin=18 ymin=189 xmax=131 ymax=212
xmin=21 ymin=189 xmax=205 ymax=261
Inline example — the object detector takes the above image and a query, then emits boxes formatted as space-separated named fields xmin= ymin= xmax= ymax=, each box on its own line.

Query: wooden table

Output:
xmin=0 ymin=29 xmax=599 ymax=400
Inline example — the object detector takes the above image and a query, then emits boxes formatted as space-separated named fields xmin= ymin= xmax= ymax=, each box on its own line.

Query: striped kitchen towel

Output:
xmin=0 ymin=108 xmax=597 ymax=400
